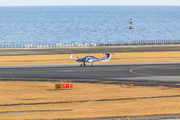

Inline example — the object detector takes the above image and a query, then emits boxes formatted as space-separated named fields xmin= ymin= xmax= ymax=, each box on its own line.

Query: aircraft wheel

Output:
xmin=84 ymin=63 xmax=86 ymax=66
xmin=80 ymin=64 xmax=82 ymax=66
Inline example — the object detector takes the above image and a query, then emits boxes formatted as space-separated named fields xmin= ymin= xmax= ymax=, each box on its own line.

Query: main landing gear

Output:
xmin=80 ymin=62 xmax=94 ymax=66
xmin=80 ymin=62 xmax=86 ymax=66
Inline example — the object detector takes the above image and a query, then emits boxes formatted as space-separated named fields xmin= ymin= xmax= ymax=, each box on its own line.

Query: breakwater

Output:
xmin=1 ymin=40 xmax=180 ymax=48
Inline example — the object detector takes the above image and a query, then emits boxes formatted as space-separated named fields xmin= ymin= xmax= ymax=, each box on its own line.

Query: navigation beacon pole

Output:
xmin=129 ymin=18 xmax=133 ymax=29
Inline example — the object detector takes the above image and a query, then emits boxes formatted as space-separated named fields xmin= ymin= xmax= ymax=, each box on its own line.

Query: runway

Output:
xmin=0 ymin=62 xmax=180 ymax=86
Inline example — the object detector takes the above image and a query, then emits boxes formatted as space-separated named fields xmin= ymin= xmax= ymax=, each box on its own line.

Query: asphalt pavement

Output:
xmin=0 ymin=62 xmax=180 ymax=87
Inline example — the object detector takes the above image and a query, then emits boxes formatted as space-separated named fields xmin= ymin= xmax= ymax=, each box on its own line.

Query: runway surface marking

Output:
xmin=130 ymin=66 xmax=157 ymax=76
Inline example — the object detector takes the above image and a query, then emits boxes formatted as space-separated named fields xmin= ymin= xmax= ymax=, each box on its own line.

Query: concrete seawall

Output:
xmin=0 ymin=44 xmax=180 ymax=56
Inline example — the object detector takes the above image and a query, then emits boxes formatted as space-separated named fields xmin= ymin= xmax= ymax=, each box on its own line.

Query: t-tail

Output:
xmin=105 ymin=53 xmax=110 ymax=59
xmin=101 ymin=53 xmax=113 ymax=62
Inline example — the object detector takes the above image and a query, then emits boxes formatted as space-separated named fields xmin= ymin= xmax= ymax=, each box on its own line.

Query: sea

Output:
xmin=0 ymin=6 xmax=180 ymax=45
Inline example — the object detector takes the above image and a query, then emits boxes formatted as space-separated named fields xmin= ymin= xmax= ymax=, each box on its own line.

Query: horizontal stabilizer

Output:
xmin=69 ymin=54 xmax=77 ymax=60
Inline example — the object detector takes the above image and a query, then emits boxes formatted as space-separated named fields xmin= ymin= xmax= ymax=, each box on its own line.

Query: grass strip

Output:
xmin=0 ymin=51 xmax=180 ymax=65
xmin=1 ymin=81 xmax=180 ymax=119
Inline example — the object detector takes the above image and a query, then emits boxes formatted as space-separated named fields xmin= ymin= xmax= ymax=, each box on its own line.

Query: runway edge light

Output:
xmin=55 ymin=83 xmax=74 ymax=89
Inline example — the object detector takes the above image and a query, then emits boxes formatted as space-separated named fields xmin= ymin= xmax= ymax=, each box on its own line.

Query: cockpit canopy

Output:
xmin=83 ymin=56 xmax=98 ymax=60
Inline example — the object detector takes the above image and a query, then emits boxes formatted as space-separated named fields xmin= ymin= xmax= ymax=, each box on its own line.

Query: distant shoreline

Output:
xmin=0 ymin=44 xmax=180 ymax=56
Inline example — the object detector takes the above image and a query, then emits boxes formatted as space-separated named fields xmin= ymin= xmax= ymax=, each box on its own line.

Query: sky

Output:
xmin=0 ymin=0 xmax=180 ymax=6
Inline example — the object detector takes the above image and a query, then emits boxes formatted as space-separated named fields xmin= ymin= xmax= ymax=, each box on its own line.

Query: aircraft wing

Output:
xmin=69 ymin=54 xmax=77 ymax=60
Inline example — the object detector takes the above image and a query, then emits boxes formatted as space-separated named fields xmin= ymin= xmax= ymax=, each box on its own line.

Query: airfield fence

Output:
xmin=1 ymin=40 xmax=180 ymax=48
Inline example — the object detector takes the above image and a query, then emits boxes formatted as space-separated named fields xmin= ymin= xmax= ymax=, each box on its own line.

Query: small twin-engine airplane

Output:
xmin=69 ymin=53 xmax=112 ymax=66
